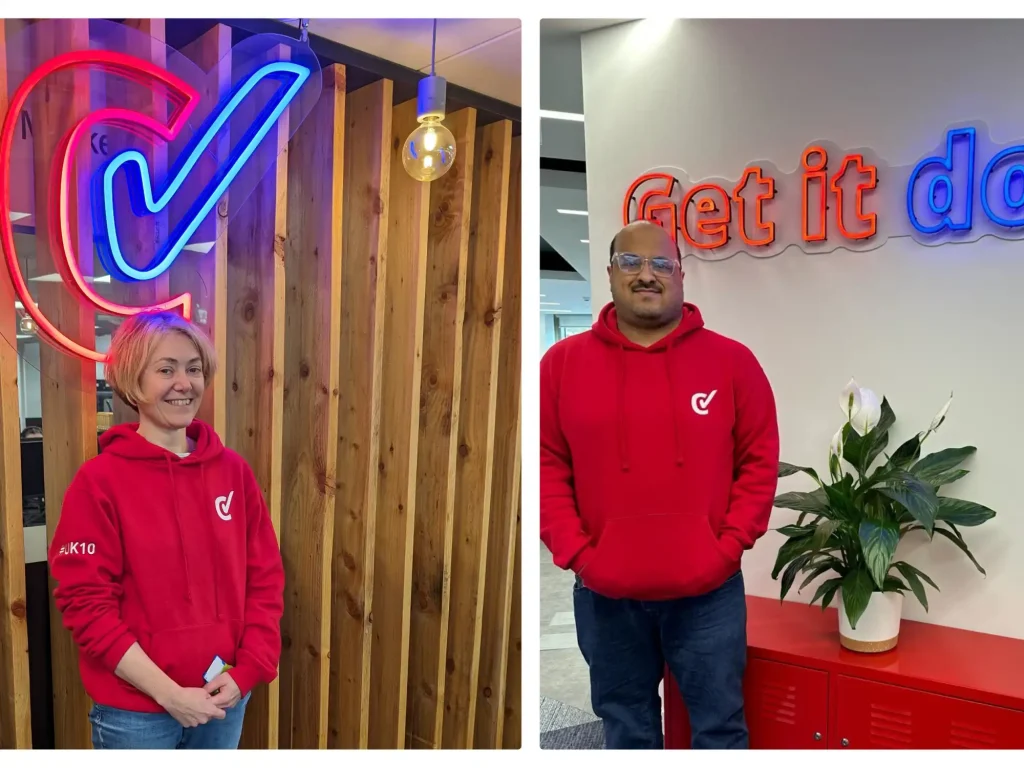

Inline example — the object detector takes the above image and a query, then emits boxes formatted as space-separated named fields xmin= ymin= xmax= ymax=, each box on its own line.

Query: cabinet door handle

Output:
xmin=813 ymin=732 xmax=822 ymax=741
xmin=841 ymin=738 xmax=850 ymax=747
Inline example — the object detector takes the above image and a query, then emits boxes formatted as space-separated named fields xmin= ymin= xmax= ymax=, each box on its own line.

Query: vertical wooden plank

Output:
xmin=502 ymin=500 xmax=522 ymax=750
xmin=279 ymin=63 xmax=345 ymax=751
xmin=366 ymin=98 xmax=430 ymax=749
xmin=110 ymin=18 xmax=168 ymax=426
xmin=328 ymin=78 xmax=391 ymax=750
xmin=226 ymin=44 xmax=288 ymax=753
xmin=441 ymin=119 xmax=512 ymax=748
xmin=406 ymin=107 xmax=477 ymax=749
xmin=0 ymin=18 xmax=32 ymax=749
xmin=474 ymin=135 xmax=521 ymax=748
xmin=168 ymin=24 xmax=231 ymax=438
xmin=28 ymin=18 xmax=97 ymax=750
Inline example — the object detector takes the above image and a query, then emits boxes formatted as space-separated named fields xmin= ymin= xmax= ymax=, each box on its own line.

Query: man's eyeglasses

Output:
xmin=610 ymin=252 xmax=680 ymax=277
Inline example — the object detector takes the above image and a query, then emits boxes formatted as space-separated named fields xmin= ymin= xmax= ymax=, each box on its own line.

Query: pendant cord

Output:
xmin=431 ymin=19 xmax=437 ymax=76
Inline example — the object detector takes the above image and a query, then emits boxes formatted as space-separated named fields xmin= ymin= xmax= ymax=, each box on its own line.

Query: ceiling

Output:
xmin=539 ymin=19 xmax=637 ymax=315
xmin=540 ymin=270 xmax=591 ymax=316
xmin=284 ymin=19 xmax=521 ymax=106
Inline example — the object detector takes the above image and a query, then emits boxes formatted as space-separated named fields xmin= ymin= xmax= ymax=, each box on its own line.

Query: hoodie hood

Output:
xmin=99 ymin=419 xmax=224 ymax=463
xmin=591 ymin=302 xmax=706 ymax=471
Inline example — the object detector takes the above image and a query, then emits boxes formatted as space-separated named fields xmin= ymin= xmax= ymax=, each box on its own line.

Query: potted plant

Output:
xmin=772 ymin=379 xmax=997 ymax=653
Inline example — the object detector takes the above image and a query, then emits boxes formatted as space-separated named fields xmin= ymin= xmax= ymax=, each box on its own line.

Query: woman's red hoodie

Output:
xmin=540 ymin=302 xmax=780 ymax=601
xmin=49 ymin=420 xmax=284 ymax=712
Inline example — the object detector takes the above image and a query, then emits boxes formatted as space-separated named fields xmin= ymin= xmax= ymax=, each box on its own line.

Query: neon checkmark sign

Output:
xmin=0 ymin=48 xmax=312 ymax=363
xmin=94 ymin=60 xmax=310 ymax=282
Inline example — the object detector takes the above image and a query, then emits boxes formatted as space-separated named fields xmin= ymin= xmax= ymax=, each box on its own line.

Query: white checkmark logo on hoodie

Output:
xmin=691 ymin=390 xmax=718 ymax=416
xmin=215 ymin=491 xmax=234 ymax=521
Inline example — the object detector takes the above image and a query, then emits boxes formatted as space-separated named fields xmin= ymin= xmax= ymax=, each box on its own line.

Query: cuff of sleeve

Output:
xmin=228 ymin=664 xmax=262 ymax=698
xmin=569 ymin=545 xmax=597 ymax=575
xmin=719 ymin=534 xmax=745 ymax=562
xmin=100 ymin=631 xmax=138 ymax=673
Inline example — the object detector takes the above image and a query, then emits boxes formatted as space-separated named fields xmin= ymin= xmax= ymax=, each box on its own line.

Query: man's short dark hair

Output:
xmin=609 ymin=228 xmax=682 ymax=263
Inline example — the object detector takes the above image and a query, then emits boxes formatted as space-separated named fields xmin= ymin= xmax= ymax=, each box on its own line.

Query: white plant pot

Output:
xmin=837 ymin=589 xmax=903 ymax=653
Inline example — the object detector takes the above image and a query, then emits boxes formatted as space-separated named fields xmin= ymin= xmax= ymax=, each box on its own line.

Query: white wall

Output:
xmin=581 ymin=19 xmax=1024 ymax=639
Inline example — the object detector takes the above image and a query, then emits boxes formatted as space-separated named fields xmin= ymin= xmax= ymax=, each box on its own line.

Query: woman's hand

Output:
xmin=158 ymin=686 xmax=227 ymax=727
xmin=204 ymin=672 xmax=242 ymax=709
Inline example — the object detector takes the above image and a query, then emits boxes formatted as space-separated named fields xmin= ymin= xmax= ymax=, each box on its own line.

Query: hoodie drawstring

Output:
xmin=200 ymin=464 xmax=222 ymax=619
xmin=615 ymin=346 xmax=685 ymax=471
xmin=664 ymin=353 xmax=684 ymax=467
xmin=617 ymin=347 xmax=630 ymax=472
xmin=164 ymin=456 xmax=194 ymax=603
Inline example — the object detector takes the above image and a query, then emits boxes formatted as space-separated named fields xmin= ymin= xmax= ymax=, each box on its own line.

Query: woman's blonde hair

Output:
xmin=104 ymin=311 xmax=217 ymax=410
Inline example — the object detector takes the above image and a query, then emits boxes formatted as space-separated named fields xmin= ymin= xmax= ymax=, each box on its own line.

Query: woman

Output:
xmin=49 ymin=311 xmax=284 ymax=749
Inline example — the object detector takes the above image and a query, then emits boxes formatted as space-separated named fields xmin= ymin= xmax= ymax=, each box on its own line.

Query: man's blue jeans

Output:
xmin=574 ymin=570 xmax=748 ymax=749
xmin=89 ymin=692 xmax=251 ymax=749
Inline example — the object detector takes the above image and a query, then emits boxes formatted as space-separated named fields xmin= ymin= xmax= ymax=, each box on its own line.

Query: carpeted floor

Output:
xmin=539 ymin=695 xmax=605 ymax=749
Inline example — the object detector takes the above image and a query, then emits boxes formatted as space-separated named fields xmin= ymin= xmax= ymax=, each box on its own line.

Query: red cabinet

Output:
xmin=665 ymin=597 xmax=1024 ymax=750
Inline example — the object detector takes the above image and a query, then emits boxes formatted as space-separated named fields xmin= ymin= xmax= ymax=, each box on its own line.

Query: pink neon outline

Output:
xmin=0 ymin=50 xmax=199 ymax=362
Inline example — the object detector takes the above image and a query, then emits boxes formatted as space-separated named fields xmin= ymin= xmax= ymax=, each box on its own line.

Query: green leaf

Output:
xmin=890 ymin=433 xmax=922 ymax=468
xmin=780 ymin=553 xmax=814 ymax=601
xmin=930 ymin=468 xmax=969 ymax=488
xmin=841 ymin=568 xmax=875 ymax=630
xmin=798 ymin=559 xmax=843 ymax=592
xmin=911 ymin=447 xmax=976 ymax=486
xmin=862 ymin=398 xmax=896 ymax=472
xmin=795 ymin=512 xmax=824 ymax=528
xmin=878 ymin=471 xmax=938 ymax=534
xmin=822 ymin=482 xmax=859 ymax=523
xmin=935 ymin=498 xmax=996 ymax=527
xmin=883 ymin=575 xmax=908 ymax=592
xmin=774 ymin=489 xmax=830 ymax=515
xmin=892 ymin=561 xmax=937 ymax=611
xmin=775 ymin=524 xmax=815 ymax=538
xmin=812 ymin=519 xmax=840 ymax=551
xmin=933 ymin=526 xmax=987 ymax=576
xmin=771 ymin=535 xmax=816 ymax=579
xmin=859 ymin=520 xmax=900 ymax=590
xmin=779 ymin=462 xmax=820 ymax=482
xmin=810 ymin=577 xmax=843 ymax=608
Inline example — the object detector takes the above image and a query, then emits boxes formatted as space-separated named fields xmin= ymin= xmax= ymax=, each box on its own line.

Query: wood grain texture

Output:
xmin=502 ymin=497 xmax=522 ymax=750
xmin=28 ymin=18 xmax=97 ymax=749
xmin=474 ymin=135 xmax=521 ymax=748
xmin=441 ymin=119 xmax=513 ymax=749
xmin=366 ymin=97 xmax=430 ymax=749
xmin=405 ymin=107 xmax=477 ymax=750
xmin=0 ymin=19 xmax=32 ymax=749
xmin=278 ymin=63 xmax=346 ymax=750
xmin=168 ymin=24 xmax=231 ymax=438
xmin=225 ymin=44 xmax=289 ymax=753
xmin=329 ymin=78 xmax=392 ymax=750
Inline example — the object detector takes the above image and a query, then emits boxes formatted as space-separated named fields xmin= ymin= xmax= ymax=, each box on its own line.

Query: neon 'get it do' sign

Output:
xmin=623 ymin=123 xmax=1024 ymax=261
xmin=0 ymin=20 xmax=321 ymax=362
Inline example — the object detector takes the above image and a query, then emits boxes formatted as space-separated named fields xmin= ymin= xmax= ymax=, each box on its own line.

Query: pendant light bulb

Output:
xmin=403 ymin=74 xmax=457 ymax=182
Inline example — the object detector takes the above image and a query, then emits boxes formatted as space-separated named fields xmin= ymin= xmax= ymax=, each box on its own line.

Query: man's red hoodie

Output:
xmin=49 ymin=420 xmax=284 ymax=712
xmin=540 ymin=302 xmax=779 ymax=601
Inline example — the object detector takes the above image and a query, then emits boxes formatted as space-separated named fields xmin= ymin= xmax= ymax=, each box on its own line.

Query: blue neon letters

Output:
xmin=906 ymin=127 xmax=976 ymax=235
xmin=94 ymin=61 xmax=311 ymax=282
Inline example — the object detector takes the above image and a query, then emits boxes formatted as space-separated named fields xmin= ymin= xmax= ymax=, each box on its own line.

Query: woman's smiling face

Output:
xmin=136 ymin=332 xmax=205 ymax=431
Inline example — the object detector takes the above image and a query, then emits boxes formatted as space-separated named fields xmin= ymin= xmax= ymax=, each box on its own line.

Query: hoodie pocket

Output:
xmin=584 ymin=514 xmax=736 ymax=600
xmin=145 ymin=622 xmax=241 ymax=688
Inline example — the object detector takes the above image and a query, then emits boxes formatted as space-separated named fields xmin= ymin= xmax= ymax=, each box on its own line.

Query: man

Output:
xmin=540 ymin=220 xmax=779 ymax=749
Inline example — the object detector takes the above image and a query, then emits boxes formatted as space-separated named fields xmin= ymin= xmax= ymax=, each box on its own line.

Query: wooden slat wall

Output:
xmin=405 ymin=106 xmax=477 ymax=750
xmin=0 ymin=20 xmax=521 ymax=750
xmin=0 ymin=17 xmax=31 ymax=750
xmin=442 ymin=119 xmax=513 ymax=749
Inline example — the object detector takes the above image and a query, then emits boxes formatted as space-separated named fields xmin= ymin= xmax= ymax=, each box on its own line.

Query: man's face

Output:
xmin=607 ymin=224 xmax=685 ymax=327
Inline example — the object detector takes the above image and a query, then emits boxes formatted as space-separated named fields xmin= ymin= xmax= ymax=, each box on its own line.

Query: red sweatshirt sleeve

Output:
xmin=227 ymin=465 xmax=285 ymax=697
xmin=50 ymin=471 xmax=138 ymax=672
xmin=718 ymin=345 xmax=780 ymax=561
xmin=540 ymin=343 xmax=595 ymax=573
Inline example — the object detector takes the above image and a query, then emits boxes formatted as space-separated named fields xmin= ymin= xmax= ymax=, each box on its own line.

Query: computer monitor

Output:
xmin=21 ymin=439 xmax=44 ymax=498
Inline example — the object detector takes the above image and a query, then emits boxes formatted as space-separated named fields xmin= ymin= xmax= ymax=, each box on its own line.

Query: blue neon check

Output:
xmin=95 ymin=61 xmax=311 ymax=282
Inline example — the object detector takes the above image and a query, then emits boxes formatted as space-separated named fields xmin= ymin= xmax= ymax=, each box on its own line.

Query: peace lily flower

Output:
xmin=839 ymin=378 xmax=881 ymax=435
xmin=829 ymin=427 xmax=844 ymax=461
